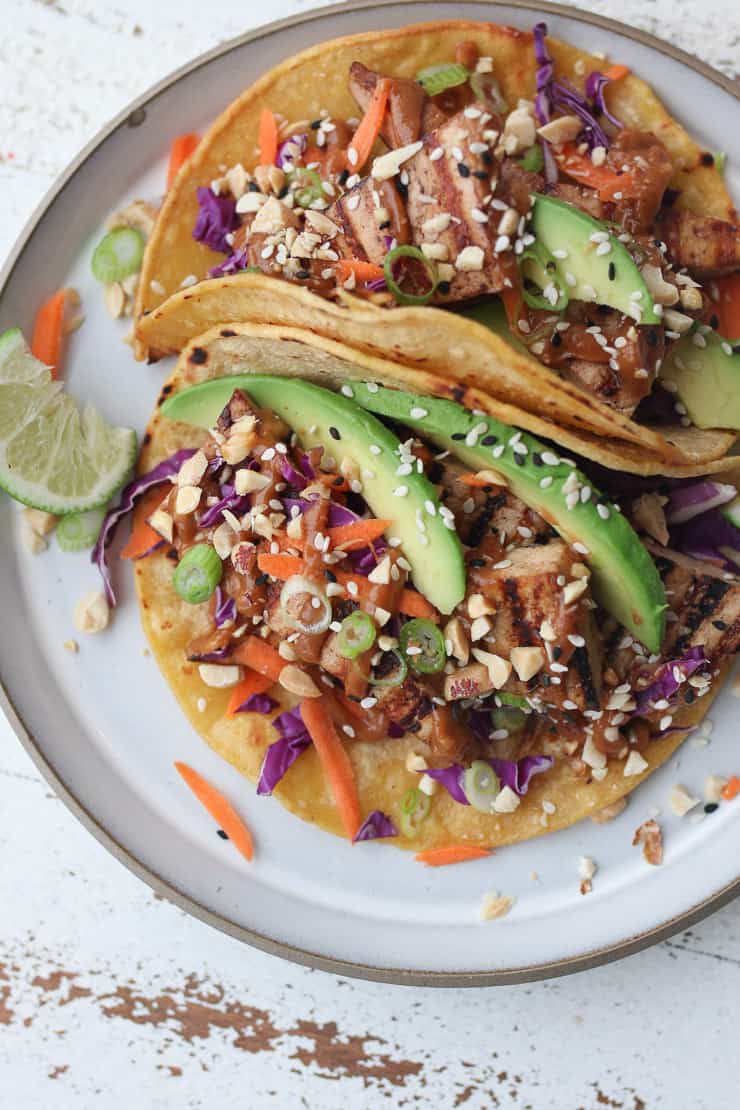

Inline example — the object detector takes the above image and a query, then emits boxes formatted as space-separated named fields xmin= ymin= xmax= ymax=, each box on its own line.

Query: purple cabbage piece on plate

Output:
xmin=353 ymin=810 xmax=398 ymax=843
xmin=257 ymin=705 xmax=312 ymax=795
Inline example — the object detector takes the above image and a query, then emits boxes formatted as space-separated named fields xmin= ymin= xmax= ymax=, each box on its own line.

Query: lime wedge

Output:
xmin=0 ymin=328 xmax=136 ymax=513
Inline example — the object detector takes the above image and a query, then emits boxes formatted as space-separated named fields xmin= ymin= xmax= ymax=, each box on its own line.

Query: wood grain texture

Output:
xmin=1 ymin=2 xmax=739 ymax=1107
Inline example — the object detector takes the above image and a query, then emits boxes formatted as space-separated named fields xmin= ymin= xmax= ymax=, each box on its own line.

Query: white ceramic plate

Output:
xmin=1 ymin=0 xmax=738 ymax=985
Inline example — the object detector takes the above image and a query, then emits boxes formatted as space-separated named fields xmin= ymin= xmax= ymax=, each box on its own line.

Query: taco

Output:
xmin=97 ymin=322 xmax=740 ymax=850
xmin=133 ymin=19 xmax=740 ymax=472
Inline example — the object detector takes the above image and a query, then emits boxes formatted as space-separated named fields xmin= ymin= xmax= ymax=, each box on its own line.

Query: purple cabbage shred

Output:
xmin=91 ymin=448 xmax=196 ymax=606
xmin=353 ymin=810 xmax=398 ymax=843
xmin=422 ymin=754 xmax=554 ymax=806
xmin=198 ymin=484 xmax=250 ymax=528
xmin=633 ymin=646 xmax=706 ymax=717
xmin=237 ymin=692 xmax=279 ymax=715
xmin=257 ymin=705 xmax=312 ymax=795
xmin=214 ymin=586 xmax=237 ymax=628
xmin=193 ymin=187 xmax=239 ymax=254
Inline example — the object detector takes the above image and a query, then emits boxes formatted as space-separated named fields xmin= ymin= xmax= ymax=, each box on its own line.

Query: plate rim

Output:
xmin=1 ymin=0 xmax=738 ymax=987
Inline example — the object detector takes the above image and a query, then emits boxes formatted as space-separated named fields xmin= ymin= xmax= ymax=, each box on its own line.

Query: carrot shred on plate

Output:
xmin=713 ymin=273 xmax=740 ymax=341
xmin=167 ymin=132 xmax=199 ymax=188
xmin=225 ymin=670 xmax=275 ymax=719
xmin=258 ymin=108 xmax=279 ymax=166
xmin=335 ymin=259 xmax=386 ymax=285
xmin=300 ymin=697 xmax=362 ymax=839
xmin=604 ymin=63 xmax=630 ymax=81
xmin=31 ymin=288 xmax=77 ymax=379
xmin=328 ymin=518 xmax=392 ymax=550
xmin=721 ymin=775 xmax=740 ymax=801
xmin=415 ymin=845 xmax=492 ymax=867
xmin=174 ymin=761 xmax=254 ymax=862
xmin=120 ymin=488 xmax=166 ymax=560
xmin=232 ymin=636 xmax=285 ymax=682
xmin=347 ymin=78 xmax=390 ymax=171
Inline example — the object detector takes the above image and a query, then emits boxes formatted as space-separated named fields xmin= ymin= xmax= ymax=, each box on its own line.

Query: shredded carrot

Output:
xmin=499 ymin=285 xmax=524 ymax=325
xmin=335 ymin=259 xmax=386 ymax=285
xmin=328 ymin=519 xmax=392 ymax=551
xmin=31 ymin=288 xmax=76 ymax=379
xmin=558 ymin=144 xmax=635 ymax=202
xmin=721 ymin=775 xmax=740 ymax=801
xmin=258 ymin=108 xmax=279 ymax=166
xmin=457 ymin=472 xmax=497 ymax=488
xmin=415 ymin=845 xmax=492 ymax=867
xmin=174 ymin=762 xmax=254 ymax=862
xmin=120 ymin=488 xmax=167 ymax=560
xmin=225 ymin=670 xmax=274 ymax=719
xmin=300 ymin=698 xmax=362 ymax=839
xmin=604 ymin=63 xmax=630 ymax=82
xmin=232 ymin=636 xmax=284 ymax=682
xmin=713 ymin=273 xmax=740 ymax=340
xmin=347 ymin=78 xmax=390 ymax=171
xmin=397 ymin=588 xmax=438 ymax=622
xmin=257 ymin=551 xmax=303 ymax=579
xmin=167 ymin=132 xmax=199 ymax=188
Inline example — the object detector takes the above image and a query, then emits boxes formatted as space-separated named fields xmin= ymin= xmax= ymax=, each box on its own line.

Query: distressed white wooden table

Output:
xmin=1 ymin=2 xmax=739 ymax=1107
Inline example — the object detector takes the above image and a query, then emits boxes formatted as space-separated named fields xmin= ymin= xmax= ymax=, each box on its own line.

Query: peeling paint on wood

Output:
xmin=1 ymin=1 xmax=740 ymax=1107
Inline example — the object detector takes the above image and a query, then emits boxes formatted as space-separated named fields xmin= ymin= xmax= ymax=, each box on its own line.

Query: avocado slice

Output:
xmin=659 ymin=327 xmax=740 ymax=430
xmin=160 ymin=375 xmax=466 ymax=614
xmin=530 ymin=195 xmax=660 ymax=324
xmin=349 ymin=382 xmax=666 ymax=652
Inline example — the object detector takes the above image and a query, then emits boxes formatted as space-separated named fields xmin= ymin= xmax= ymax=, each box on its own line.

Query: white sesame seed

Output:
xmin=539 ymin=476 xmax=553 ymax=489
xmin=393 ymin=485 xmax=408 ymax=498
xmin=341 ymin=384 xmax=354 ymax=397
xmin=597 ymin=504 xmax=610 ymax=520
xmin=410 ymin=406 xmax=428 ymax=419
xmin=568 ymin=634 xmax=586 ymax=647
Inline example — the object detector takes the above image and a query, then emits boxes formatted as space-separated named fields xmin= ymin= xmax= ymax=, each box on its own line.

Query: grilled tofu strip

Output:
xmin=658 ymin=558 xmax=740 ymax=658
xmin=658 ymin=211 xmax=740 ymax=279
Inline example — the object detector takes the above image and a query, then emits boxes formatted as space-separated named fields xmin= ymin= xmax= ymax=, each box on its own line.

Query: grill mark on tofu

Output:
xmin=569 ymin=642 xmax=601 ymax=711
xmin=502 ymin=576 xmax=537 ymax=646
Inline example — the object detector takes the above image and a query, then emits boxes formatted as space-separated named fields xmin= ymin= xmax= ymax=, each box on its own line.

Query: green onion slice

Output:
xmin=399 ymin=787 xmax=432 ymax=838
xmin=91 ymin=227 xmax=145 ymax=285
xmin=280 ymin=575 xmax=332 ymax=635
xmin=518 ymin=241 xmax=569 ymax=312
xmin=491 ymin=706 xmax=528 ymax=734
xmin=416 ymin=62 xmax=470 ymax=97
xmin=287 ymin=167 xmax=326 ymax=208
xmin=173 ymin=543 xmax=223 ymax=604
xmin=519 ymin=144 xmax=545 ymax=173
xmin=369 ymin=649 xmax=408 ymax=688
xmin=496 ymin=692 xmax=530 ymax=710
xmin=337 ymin=610 xmax=376 ymax=659
xmin=469 ymin=71 xmax=507 ymax=114
xmin=56 ymin=507 xmax=107 ymax=552
xmin=383 ymin=245 xmax=439 ymax=306
xmin=399 ymin=618 xmax=446 ymax=674
xmin=462 ymin=760 xmax=501 ymax=814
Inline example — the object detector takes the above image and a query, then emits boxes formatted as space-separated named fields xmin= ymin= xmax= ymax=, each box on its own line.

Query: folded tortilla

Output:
xmin=136 ymin=322 xmax=731 ymax=849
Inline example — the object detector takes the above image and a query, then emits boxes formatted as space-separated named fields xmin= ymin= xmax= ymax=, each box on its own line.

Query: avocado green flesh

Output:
xmin=160 ymin=375 xmax=466 ymax=614
xmin=349 ymin=382 xmax=666 ymax=653
xmin=659 ymin=329 xmax=740 ymax=431
xmin=531 ymin=194 xmax=660 ymax=324
xmin=457 ymin=299 xmax=529 ymax=355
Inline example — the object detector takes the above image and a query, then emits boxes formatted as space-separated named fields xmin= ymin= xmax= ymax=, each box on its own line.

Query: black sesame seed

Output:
xmin=514 ymin=453 xmax=525 ymax=465
xmin=451 ymin=432 xmax=466 ymax=441
xmin=217 ymin=829 xmax=229 ymax=840
xmin=713 ymin=619 xmax=728 ymax=630
xmin=296 ymin=269 xmax=311 ymax=280
xmin=278 ymin=185 xmax=290 ymax=199
xmin=457 ymin=162 xmax=471 ymax=178
xmin=701 ymin=152 xmax=714 ymax=166
xmin=473 ymin=170 xmax=488 ymax=180
xmin=437 ymin=280 xmax=451 ymax=295
xmin=608 ymin=262 xmax=616 ymax=281
xmin=255 ymin=573 xmax=269 ymax=586
xmin=338 ymin=168 xmax=349 ymax=186
xmin=551 ymin=332 xmax=563 ymax=348
xmin=482 ymin=434 xmax=498 ymax=446
xmin=396 ymin=178 xmax=409 ymax=199
xmin=710 ymin=313 xmax=720 ymax=330
xmin=646 ymin=329 xmax=659 ymax=347
xmin=310 ymin=119 xmax=322 ymax=130
xmin=332 ymin=475 xmax=344 ymax=487
xmin=469 ymin=558 xmax=486 ymax=567
xmin=684 ymin=688 xmax=695 ymax=704
xmin=329 ymin=426 xmax=341 ymax=440
xmin=482 ymin=151 xmax=492 ymax=166
xmin=166 ymin=547 xmax=179 ymax=562
xmin=532 ymin=452 xmax=543 ymax=466
xmin=704 ymin=802 xmax=719 ymax=814
xmin=379 ymin=220 xmax=391 ymax=230
xmin=324 ymin=568 xmax=337 ymax=582
xmin=248 ymin=181 xmax=260 ymax=192
xmin=553 ymin=646 xmax=562 ymax=661
xmin=541 ymin=674 xmax=551 ymax=686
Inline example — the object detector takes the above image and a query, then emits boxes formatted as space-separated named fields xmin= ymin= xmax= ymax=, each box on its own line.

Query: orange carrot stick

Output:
xmin=300 ymin=698 xmax=362 ymax=839
xmin=174 ymin=761 xmax=254 ymax=862
xmin=258 ymin=108 xmax=279 ymax=166
xmin=397 ymin=589 xmax=438 ymax=622
xmin=225 ymin=670 xmax=275 ymax=719
xmin=231 ymin=636 xmax=284 ymax=682
xmin=120 ymin=488 xmax=167 ymax=560
xmin=328 ymin=519 xmax=392 ymax=550
xmin=167 ymin=132 xmax=199 ymax=188
xmin=415 ymin=845 xmax=492 ymax=867
xmin=31 ymin=288 xmax=77 ymax=379
xmin=347 ymin=78 xmax=390 ymax=171
xmin=256 ymin=551 xmax=303 ymax=579
xmin=457 ymin=472 xmax=499 ymax=488
xmin=604 ymin=63 xmax=630 ymax=81
xmin=721 ymin=775 xmax=740 ymax=801
xmin=713 ymin=274 xmax=740 ymax=340
xmin=557 ymin=144 xmax=635 ymax=201
xmin=335 ymin=259 xmax=386 ymax=285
